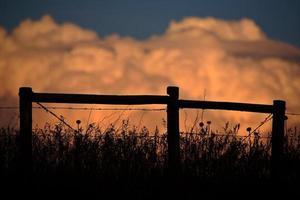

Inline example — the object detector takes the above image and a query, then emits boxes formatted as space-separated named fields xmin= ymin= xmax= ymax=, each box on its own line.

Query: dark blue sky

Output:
xmin=1 ymin=0 xmax=299 ymax=47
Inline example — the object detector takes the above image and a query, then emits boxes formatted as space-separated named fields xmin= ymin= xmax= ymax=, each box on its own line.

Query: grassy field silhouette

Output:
xmin=0 ymin=121 xmax=299 ymax=198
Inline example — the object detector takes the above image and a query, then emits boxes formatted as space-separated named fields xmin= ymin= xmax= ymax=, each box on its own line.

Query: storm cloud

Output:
xmin=1 ymin=15 xmax=299 ymax=133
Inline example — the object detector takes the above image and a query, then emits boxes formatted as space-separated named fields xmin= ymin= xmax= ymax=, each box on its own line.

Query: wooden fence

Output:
xmin=19 ymin=86 xmax=285 ymax=179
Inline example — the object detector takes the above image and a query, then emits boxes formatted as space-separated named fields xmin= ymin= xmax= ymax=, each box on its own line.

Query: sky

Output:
xmin=1 ymin=0 xmax=300 ymax=47
xmin=0 ymin=0 xmax=300 ymax=132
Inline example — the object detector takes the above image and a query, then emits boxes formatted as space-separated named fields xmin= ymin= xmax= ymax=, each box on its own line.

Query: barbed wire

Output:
xmin=242 ymin=114 xmax=273 ymax=142
xmin=0 ymin=106 xmax=166 ymax=111
xmin=0 ymin=106 xmax=19 ymax=110
xmin=36 ymin=102 xmax=75 ymax=131
xmin=179 ymin=132 xmax=271 ymax=139
xmin=1 ymin=106 xmax=300 ymax=115
xmin=0 ymin=105 xmax=298 ymax=138
xmin=286 ymin=112 xmax=300 ymax=116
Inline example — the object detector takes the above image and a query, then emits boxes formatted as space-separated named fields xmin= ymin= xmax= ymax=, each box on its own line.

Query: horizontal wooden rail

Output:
xmin=19 ymin=86 xmax=285 ymax=181
xmin=178 ymin=100 xmax=274 ymax=113
xmin=32 ymin=93 xmax=169 ymax=105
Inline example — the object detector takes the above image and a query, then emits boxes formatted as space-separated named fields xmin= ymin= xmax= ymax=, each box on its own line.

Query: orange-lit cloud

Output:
xmin=0 ymin=15 xmax=300 ymax=133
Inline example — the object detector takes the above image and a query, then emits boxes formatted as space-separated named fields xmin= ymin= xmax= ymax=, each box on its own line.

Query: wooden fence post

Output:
xmin=167 ymin=86 xmax=180 ymax=175
xmin=19 ymin=87 xmax=33 ymax=176
xmin=271 ymin=100 xmax=285 ymax=180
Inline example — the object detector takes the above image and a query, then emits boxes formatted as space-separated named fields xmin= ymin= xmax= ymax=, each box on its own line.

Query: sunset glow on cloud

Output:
xmin=0 ymin=15 xmax=300 ymax=133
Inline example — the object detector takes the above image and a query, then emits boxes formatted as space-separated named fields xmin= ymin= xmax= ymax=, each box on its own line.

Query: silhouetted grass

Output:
xmin=0 ymin=121 xmax=299 ymax=197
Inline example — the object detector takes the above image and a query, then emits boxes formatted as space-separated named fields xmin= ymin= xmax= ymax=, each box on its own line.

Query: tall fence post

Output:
xmin=19 ymin=87 xmax=33 ymax=177
xmin=167 ymin=86 xmax=180 ymax=176
xmin=271 ymin=100 xmax=285 ymax=180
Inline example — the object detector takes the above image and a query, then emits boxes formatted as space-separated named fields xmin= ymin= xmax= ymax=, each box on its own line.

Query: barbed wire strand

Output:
xmin=0 ymin=104 xmax=297 ymax=138
xmin=0 ymin=106 xmax=19 ymax=110
xmin=35 ymin=102 xmax=75 ymax=131
xmin=286 ymin=112 xmax=300 ymax=116
xmin=180 ymin=132 xmax=271 ymax=139
xmin=0 ymin=106 xmax=166 ymax=111
xmin=1 ymin=106 xmax=300 ymax=115
xmin=242 ymin=114 xmax=273 ymax=142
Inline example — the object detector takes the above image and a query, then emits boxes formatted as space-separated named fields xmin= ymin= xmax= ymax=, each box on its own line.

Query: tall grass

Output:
xmin=1 ymin=120 xmax=299 ymax=181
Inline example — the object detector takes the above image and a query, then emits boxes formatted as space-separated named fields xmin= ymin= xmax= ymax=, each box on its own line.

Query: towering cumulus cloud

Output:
xmin=0 ymin=15 xmax=300 ymax=132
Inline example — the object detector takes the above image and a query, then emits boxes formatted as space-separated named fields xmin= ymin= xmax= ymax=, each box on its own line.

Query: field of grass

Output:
xmin=0 ymin=121 xmax=299 ymax=197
